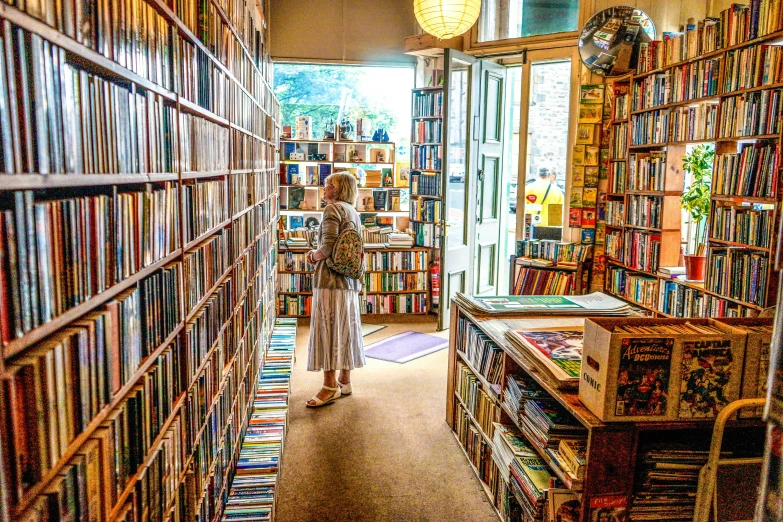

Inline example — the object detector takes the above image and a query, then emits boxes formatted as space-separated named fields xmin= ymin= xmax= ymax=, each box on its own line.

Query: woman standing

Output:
xmin=305 ymin=172 xmax=365 ymax=407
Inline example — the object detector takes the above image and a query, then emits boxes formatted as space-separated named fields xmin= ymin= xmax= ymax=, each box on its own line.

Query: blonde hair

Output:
xmin=325 ymin=171 xmax=358 ymax=205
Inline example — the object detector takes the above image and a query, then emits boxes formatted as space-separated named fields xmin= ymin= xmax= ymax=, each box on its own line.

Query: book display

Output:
xmin=447 ymin=302 xmax=766 ymax=522
xmin=0 ymin=0 xmax=281 ymax=520
xmin=602 ymin=8 xmax=783 ymax=318
xmin=277 ymin=247 xmax=430 ymax=316
xmin=278 ymin=138 xmax=409 ymax=231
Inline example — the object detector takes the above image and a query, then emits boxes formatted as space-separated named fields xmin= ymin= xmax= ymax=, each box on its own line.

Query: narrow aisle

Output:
xmin=275 ymin=318 xmax=498 ymax=522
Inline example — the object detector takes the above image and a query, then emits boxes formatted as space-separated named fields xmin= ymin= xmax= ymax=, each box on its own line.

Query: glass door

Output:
xmin=512 ymin=48 xmax=578 ymax=244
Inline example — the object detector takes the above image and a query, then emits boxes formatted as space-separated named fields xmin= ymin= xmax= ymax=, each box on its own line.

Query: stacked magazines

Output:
xmin=521 ymin=400 xmax=587 ymax=452
xmin=491 ymin=422 xmax=538 ymax=483
xmin=503 ymin=372 xmax=549 ymax=425
xmin=509 ymin=455 xmax=553 ymax=520
xmin=504 ymin=325 xmax=585 ymax=389
xmin=454 ymin=292 xmax=633 ymax=316
xmin=222 ymin=319 xmax=296 ymax=521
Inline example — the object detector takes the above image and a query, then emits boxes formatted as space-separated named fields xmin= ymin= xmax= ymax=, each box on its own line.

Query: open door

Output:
xmin=473 ymin=61 xmax=507 ymax=296
xmin=438 ymin=49 xmax=476 ymax=330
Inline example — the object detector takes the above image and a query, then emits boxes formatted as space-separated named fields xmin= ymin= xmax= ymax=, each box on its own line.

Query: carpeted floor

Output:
xmin=274 ymin=316 xmax=499 ymax=522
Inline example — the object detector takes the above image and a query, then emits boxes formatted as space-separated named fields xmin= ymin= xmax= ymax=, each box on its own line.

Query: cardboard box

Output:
xmin=714 ymin=317 xmax=774 ymax=418
xmin=580 ymin=318 xmax=746 ymax=422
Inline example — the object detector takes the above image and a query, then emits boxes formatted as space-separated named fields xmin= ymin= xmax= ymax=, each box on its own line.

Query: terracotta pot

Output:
xmin=683 ymin=254 xmax=706 ymax=281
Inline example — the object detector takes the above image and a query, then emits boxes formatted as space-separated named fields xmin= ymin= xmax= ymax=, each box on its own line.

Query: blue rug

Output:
xmin=365 ymin=331 xmax=449 ymax=363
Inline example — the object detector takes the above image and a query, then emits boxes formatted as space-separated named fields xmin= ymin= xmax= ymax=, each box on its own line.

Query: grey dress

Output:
xmin=307 ymin=202 xmax=366 ymax=371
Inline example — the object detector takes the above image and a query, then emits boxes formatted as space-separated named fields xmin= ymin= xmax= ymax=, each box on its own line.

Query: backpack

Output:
xmin=325 ymin=203 xmax=365 ymax=280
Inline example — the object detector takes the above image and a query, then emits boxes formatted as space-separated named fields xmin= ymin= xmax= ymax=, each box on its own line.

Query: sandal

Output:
xmin=305 ymin=385 xmax=341 ymax=408
xmin=337 ymin=380 xmax=352 ymax=396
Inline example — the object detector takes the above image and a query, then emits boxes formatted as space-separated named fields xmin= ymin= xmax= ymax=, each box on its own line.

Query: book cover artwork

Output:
xmin=518 ymin=329 xmax=584 ymax=379
xmin=615 ymin=337 xmax=673 ymax=416
xmin=679 ymin=340 xmax=734 ymax=418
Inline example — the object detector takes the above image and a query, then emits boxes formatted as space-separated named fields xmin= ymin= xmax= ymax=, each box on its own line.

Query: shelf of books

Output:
xmin=277 ymin=247 xmax=430 ymax=316
xmin=447 ymin=301 xmax=768 ymax=522
xmin=410 ymin=86 xmax=444 ymax=249
xmin=603 ymin=8 xmax=783 ymax=319
xmin=0 ymin=1 xmax=281 ymax=520
xmin=510 ymin=241 xmax=593 ymax=296
xmin=278 ymin=138 xmax=410 ymax=232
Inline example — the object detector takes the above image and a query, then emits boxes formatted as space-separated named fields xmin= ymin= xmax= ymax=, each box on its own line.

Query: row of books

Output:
xmin=277 ymin=273 xmax=312 ymax=293
xmin=623 ymin=229 xmax=662 ymax=273
xmin=362 ymin=293 xmax=427 ymax=314
xmin=277 ymin=294 xmax=310 ymax=316
xmin=614 ymin=94 xmax=629 ymax=120
xmin=456 ymin=362 xmax=499 ymax=438
xmin=658 ymin=279 xmax=755 ymax=318
xmin=724 ymin=44 xmax=783 ymax=93
xmin=631 ymin=58 xmax=721 ymax=111
xmin=514 ymin=240 xmax=591 ymax=266
xmin=410 ymin=198 xmax=441 ymax=222
xmin=412 ymin=120 xmax=442 ymax=143
xmin=180 ymin=114 xmax=230 ymax=173
xmin=719 ymin=88 xmax=782 ymax=137
xmin=363 ymin=272 xmax=427 ymax=292
xmin=412 ymin=221 xmax=441 ymax=248
xmin=606 ymin=200 xmax=625 ymax=227
xmin=410 ymin=172 xmax=441 ymax=197
xmin=628 ymin=152 xmax=666 ymax=191
xmin=232 ymin=170 xmax=277 ymax=217
xmin=184 ymin=232 xmax=231 ymax=312
xmin=611 ymin=122 xmax=628 ymax=159
xmin=232 ymin=132 xmax=276 ymax=171
xmin=605 ymin=229 xmax=623 ymax=261
xmin=0 ymin=184 xmax=180 ymax=342
xmin=669 ymin=102 xmax=719 ymax=142
xmin=222 ymin=318 xmax=295 ymax=522
xmin=607 ymin=267 xmax=659 ymax=310
xmin=183 ymin=179 xmax=230 ymax=243
xmin=412 ymin=90 xmax=443 ymax=118
xmin=0 ymin=23 xmax=176 ymax=175
xmin=706 ymin=247 xmax=770 ymax=306
xmin=631 ymin=109 xmax=669 ymax=145
xmin=279 ymin=163 xmax=331 ymax=186
xmin=712 ymin=141 xmax=779 ymax=197
xmin=454 ymin=403 xmax=494 ymax=484
xmin=456 ymin=316 xmax=504 ymax=385
xmin=512 ymin=267 xmax=581 ymax=296
xmin=180 ymin=39 xmax=224 ymax=115
xmin=626 ymin=194 xmax=663 ymax=229
xmin=411 ymin=144 xmax=442 ymax=170
xmin=608 ymin=162 xmax=626 ymax=193
xmin=709 ymin=204 xmax=773 ymax=248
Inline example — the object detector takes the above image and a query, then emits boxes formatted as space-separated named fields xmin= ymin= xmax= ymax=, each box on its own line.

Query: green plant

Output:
xmin=680 ymin=144 xmax=715 ymax=254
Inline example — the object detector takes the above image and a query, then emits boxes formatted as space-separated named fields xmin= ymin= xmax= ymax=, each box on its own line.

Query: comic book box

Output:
xmin=580 ymin=318 xmax=746 ymax=422
xmin=714 ymin=317 xmax=774 ymax=418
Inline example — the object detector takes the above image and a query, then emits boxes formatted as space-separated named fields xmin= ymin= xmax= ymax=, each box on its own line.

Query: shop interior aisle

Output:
xmin=275 ymin=318 xmax=498 ymax=521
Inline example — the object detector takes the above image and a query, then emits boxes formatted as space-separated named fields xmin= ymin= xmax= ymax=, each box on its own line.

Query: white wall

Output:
xmin=270 ymin=0 xmax=418 ymax=64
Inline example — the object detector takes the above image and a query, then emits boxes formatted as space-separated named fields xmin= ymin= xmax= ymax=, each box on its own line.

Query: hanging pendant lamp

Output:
xmin=413 ymin=0 xmax=482 ymax=40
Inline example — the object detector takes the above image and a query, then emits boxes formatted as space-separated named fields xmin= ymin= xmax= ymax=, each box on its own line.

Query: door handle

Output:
xmin=477 ymin=168 xmax=484 ymax=182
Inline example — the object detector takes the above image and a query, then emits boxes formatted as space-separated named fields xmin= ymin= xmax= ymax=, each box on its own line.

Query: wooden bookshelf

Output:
xmin=0 ymin=1 xmax=279 ymax=521
xmin=277 ymin=247 xmax=431 ymax=316
xmin=409 ymin=86 xmax=443 ymax=249
xmin=447 ymin=304 xmax=765 ymax=522
xmin=603 ymin=19 xmax=783 ymax=319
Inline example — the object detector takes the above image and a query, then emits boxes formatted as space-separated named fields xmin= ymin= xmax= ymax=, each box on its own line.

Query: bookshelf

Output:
xmin=277 ymin=247 xmax=430 ymax=316
xmin=0 ymin=0 xmax=280 ymax=520
xmin=602 ymin=11 xmax=783 ymax=319
xmin=447 ymin=303 xmax=765 ymax=522
xmin=509 ymin=241 xmax=593 ymax=296
xmin=410 ymin=86 xmax=444 ymax=249
xmin=278 ymin=138 xmax=409 ymax=231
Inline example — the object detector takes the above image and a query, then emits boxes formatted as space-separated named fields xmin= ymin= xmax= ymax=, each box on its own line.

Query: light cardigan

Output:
xmin=312 ymin=202 xmax=363 ymax=290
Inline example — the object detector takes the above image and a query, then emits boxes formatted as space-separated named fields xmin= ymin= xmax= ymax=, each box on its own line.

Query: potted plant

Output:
xmin=680 ymin=144 xmax=714 ymax=281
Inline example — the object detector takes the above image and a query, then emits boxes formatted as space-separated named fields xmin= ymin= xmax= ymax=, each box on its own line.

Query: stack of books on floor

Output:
xmin=630 ymin=448 xmax=727 ymax=521
xmin=222 ymin=319 xmax=296 ymax=521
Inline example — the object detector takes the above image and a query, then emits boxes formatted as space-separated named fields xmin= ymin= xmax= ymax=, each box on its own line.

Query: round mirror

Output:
xmin=578 ymin=6 xmax=656 ymax=77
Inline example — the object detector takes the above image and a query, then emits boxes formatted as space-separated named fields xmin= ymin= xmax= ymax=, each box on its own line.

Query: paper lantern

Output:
xmin=414 ymin=0 xmax=481 ymax=40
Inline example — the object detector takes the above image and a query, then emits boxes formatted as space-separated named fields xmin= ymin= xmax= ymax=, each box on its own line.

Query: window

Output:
xmin=273 ymin=64 xmax=414 ymax=156
xmin=478 ymin=0 xmax=580 ymax=43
